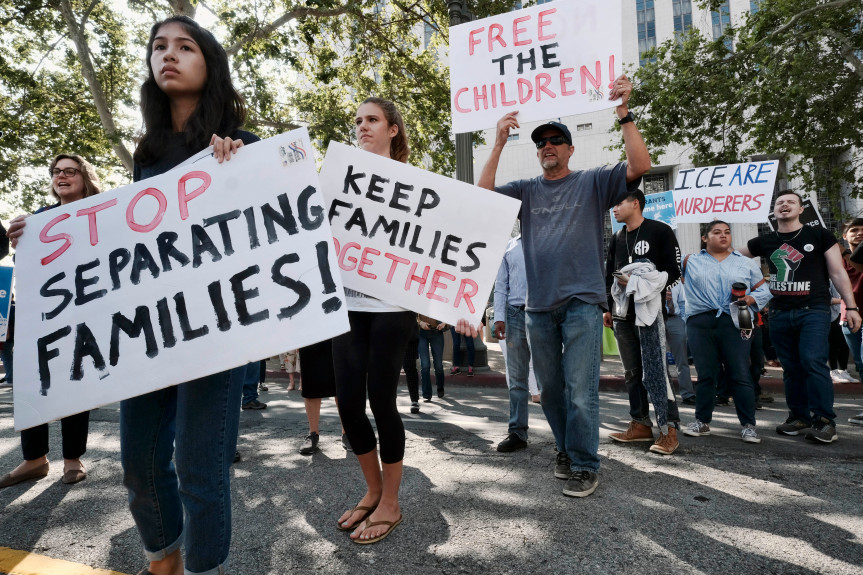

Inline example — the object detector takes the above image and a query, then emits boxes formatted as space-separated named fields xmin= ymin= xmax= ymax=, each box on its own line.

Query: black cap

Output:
xmin=530 ymin=121 xmax=572 ymax=146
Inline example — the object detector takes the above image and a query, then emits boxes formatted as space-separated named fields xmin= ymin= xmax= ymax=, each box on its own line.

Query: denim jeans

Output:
xmin=503 ymin=304 xmax=532 ymax=441
xmin=418 ymin=328 xmax=444 ymax=399
xmin=527 ymin=298 xmax=602 ymax=473
xmin=241 ymin=361 xmax=260 ymax=405
xmin=450 ymin=326 xmax=475 ymax=367
xmin=120 ymin=366 xmax=244 ymax=575
xmin=613 ymin=318 xmax=680 ymax=431
xmin=842 ymin=324 xmax=863 ymax=371
xmin=769 ymin=306 xmax=834 ymax=424
xmin=665 ymin=315 xmax=694 ymax=399
xmin=686 ymin=312 xmax=757 ymax=426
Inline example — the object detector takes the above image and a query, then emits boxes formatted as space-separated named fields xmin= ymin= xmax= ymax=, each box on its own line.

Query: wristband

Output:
xmin=847 ymin=307 xmax=859 ymax=312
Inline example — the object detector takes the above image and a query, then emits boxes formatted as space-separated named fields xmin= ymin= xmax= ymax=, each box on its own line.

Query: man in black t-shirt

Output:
xmin=604 ymin=190 xmax=681 ymax=454
xmin=742 ymin=191 xmax=860 ymax=443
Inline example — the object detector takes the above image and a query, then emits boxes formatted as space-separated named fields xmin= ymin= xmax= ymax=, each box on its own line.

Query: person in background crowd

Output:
xmin=742 ymin=192 xmax=861 ymax=443
xmin=840 ymin=218 xmax=863 ymax=425
xmin=681 ymin=221 xmax=771 ymax=444
xmin=605 ymin=190 xmax=682 ymax=455
xmin=494 ymin=235 xmax=538 ymax=452
xmin=1 ymin=153 xmax=100 ymax=490
xmin=0 ymin=221 xmax=11 ymax=388
xmin=402 ymin=322 xmax=421 ymax=414
xmin=241 ymin=360 xmax=267 ymax=410
xmin=450 ymin=326 xmax=475 ymax=377
xmin=297 ymin=341 xmax=351 ymax=455
xmin=828 ymin=283 xmax=855 ymax=383
xmin=419 ymin=315 xmax=448 ymax=401
xmin=471 ymin=73 xmax=651 ymax=498
xmin=280 ymin=349 xmax=301 ymax=390
xmin=665 ymin=282 xmax=695 ymax=405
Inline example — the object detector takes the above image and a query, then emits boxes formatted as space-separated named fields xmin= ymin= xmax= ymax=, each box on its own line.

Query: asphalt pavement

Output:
xmin=1 ymin=346 xmax=862 ymax=575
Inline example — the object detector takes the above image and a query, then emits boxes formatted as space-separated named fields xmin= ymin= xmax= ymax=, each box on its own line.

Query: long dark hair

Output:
xmin=134 ymin=15 xmax=246 ymax=166
xmin=48 ymin=154 xmax=101 ymax=202
xmin=360 ymin=97 xmax=409 ymax=164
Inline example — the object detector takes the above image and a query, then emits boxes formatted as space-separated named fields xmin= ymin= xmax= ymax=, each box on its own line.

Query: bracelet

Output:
xmin=847 ymin=307 xmax=859 ymax=312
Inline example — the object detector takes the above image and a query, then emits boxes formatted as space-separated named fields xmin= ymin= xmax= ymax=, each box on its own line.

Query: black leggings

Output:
xmin=21 ymin=411 xmax=90 ymax=461
xmin=828 ymin=318 xmax=849 ymax=370
xmin=333 ymin=311 xmax=415 ymax=464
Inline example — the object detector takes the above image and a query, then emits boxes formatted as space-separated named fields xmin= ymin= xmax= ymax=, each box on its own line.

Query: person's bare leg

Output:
xmin=287 ymin=372 xmax=296 ymax=391
xmin=147 ymin=548 xmax=183 ymax=575
xmin=304 ymin=397 xmax=321 ymax=433
xmin=350 ymin=459 xmax=402 ymax=541
xmin=8 ymin=455 xmax=48 ymax=476
xmin=339 ymin=449 xmax=383 ymax=530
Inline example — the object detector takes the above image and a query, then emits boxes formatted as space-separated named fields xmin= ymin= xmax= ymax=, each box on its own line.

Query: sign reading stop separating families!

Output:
xmin=449 ymin=0 xmax=623 ymax=134
xmin=672 ymin=160 xmax=779 ymax=223
xmin=13 ymin=129 xmax=350 ymax=430
xmin=319 ymin=142 xmax=520 ymax=327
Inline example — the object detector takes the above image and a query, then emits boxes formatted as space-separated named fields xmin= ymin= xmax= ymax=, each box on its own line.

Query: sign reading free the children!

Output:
xmin=13 ymin=129 xmax=350 ymax=430
xmin=449 ymin=0 xmax=623 ymax=134
xmin=319 ymin=142 xmax=521 ymax=327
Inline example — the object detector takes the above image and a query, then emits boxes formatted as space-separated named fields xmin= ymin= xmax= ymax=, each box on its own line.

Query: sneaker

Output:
xmin=562 ymin=470 xmax=598 ymax=498
xmin=649 ymin=427 xmax=679 ymax=455
xmin=410 ymin=401 xmax=420 ymax=414
xmin=341 ymin=433 xmax=353 ymax=452
xmin=554 ymin=451 xmax=571 ymax=479
xmin=496 ymin=433 xmax=528 ymax=453
xmin=423 ymin=397 xmax=432 ymax=403
xmin=242 ymin=400 xmax=267 ymax=410
xmin=776 ymin=416 xmax=810 ymax=436
xmin=758 ymin=393 xmax=774 ymax=403
xmin=450 ymin=367 xmax=460 ymax=375
xmin=838 ymin=370 xmax=860 ymax=383
xmin=233 ymin=450 xmax=241 ymax=463
xmin=682 ymin=420 xmax=711 ymax=437
xmin=755 ymin=401 xmax=763 ymax=410
xmin=714 ymin=396 xmax=730 ymax=407
xmin=741 ymin=424 xmax=761 ymax=444
xmin=681 ymin=396 xmax=696 ymax=406
xmin=467 ymin=367 xmax=474 ymax=377
xmin=299 ymin=432 xmax=319 ymax=455
xmin=830 ymin=369 xmax=845 ymax=384
xmin=804 ymin=418 xmax=838 ymax=443
xmin=848 ymin=411 xmax=863 ymax=425
xmin=437 ymin=388 xmax=445 ymax=398
xmin=258 ymin=382 xmax=268 ymax=392
xmin=609 ymin=421 xmax=654 ymax=443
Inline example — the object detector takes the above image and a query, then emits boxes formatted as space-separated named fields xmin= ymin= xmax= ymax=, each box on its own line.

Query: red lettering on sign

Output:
xmin=76 ymin=199 xmax=118 ymax=246
xmin=127 ymin=188 xmax=168 ymax=233
xmin=537 ymin=9 xmax=557 ymax=41
xmin=177 ymin=171 xmax=211 ymax=220
xmin=357 ymin=247 xmax=380 ymax=279
xmin=39 ymin=213 xmax=73 ymax=266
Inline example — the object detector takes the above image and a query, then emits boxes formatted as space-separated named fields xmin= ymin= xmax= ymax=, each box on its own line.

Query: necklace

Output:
xmin=625 ymin=225 xmax=642 ymax=264
xmin=776 ymin=226 xmax=804 ymax=243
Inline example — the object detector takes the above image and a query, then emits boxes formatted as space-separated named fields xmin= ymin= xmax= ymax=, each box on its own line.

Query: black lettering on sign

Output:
xmin=261 ymin=193 xmax=299 ymax=244
xmin=130 ymin=244 xmax=160 ymax=285
xmin=38 ymin=325 xmax=71 ymax=395
xmin=109 ymin=249 xmax=131 ymax=290
xmin=203 ymin=210 xmax=241 ymax=256
xmin=297 ymin=185 xmax=324 ymax=231
xmin=156 ymin=231 xmax=191 ymax=271
xmin=191 ymin=224 xmax=222 ymax=268
xmin=40 ymin=272 xmax=72 ymax=321
xmin=156 ymin=297 xmax=177 ymax=348
xmin=231 ymin=265 xmax=269 ymax=326
xmin=208 ymin=280 xmax=232 ymax=332
xmin=174 ymin=291 xmax=209 ymax=341
xmin=74 ymin=258 xmax=107 ymax=306
xmin=71 ymin=323 xmax=106 ymax=381
xmin=315 ymin=241 xmax=342 ymax=314
xmin=110 ymin=306 xmax=158 ymax=366
xmin=271 ymin=254 xmax=312 ymax=319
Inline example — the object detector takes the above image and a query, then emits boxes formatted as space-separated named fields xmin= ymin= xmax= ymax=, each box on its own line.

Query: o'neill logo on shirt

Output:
xmin=769 ymin=243 xmax=810 ymax=295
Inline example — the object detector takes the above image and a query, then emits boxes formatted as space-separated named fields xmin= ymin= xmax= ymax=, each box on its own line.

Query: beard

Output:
xmin=540 ymin=157 xmax=559 ymax=170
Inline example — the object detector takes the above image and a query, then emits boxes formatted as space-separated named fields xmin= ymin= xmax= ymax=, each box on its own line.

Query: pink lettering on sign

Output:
xmin=76 ymin=199 xmax=119 ymax=246
xmin=39 ymin=213 xmax=73 ymax=266
xmin=126 ymin=188 xmax=168 ymax=233
xmin=465 ymin=10 xmax=560 ymax=55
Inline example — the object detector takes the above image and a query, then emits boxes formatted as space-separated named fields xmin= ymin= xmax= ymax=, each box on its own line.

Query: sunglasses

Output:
xmin=534 ymin=136 xmax=569 ymax=149
xmin=50 ymin=167 xmax=81 ymax=178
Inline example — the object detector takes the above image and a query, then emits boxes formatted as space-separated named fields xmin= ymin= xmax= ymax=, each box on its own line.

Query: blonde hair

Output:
xmin=49 ymin=154 xmax=101 ymax=201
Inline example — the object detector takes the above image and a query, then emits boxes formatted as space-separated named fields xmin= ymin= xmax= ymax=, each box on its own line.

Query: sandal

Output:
xmin=353 ymin=514 xmax=403 ymax=544
xmin=337 ymin=504 xmax=377 ymax=532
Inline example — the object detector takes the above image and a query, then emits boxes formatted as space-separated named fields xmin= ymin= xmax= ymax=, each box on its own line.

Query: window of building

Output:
xmin=712 ymin=1 xmax=732 ymax=50
xmin=576 ymin=123 xmax=592 ymax=132
xmin=424 ymin=20 xmax=434 ymax=49
xmin=672 ymin=0 xmax=692 ymax=36
xmin=749 ymin=0 xmax=761 ymax=13
xmin=636 ymin=0 xmax=657 ymax=66
xmin=507 ymin=133 xmax=520 ymax=141
xmin=643 ymin=172 xmax=670 ymax=195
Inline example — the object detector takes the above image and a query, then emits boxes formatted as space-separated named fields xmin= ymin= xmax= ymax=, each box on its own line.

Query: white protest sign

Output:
xmin=13 ymin=129 xmax=349 ymax=430
xmin=449 ymin=0 xmax=623 ymax=134
xmin=318 ymin=142 xmax=520 ymax=327
xmin=672 ymin=160 xmax=779 ymax=223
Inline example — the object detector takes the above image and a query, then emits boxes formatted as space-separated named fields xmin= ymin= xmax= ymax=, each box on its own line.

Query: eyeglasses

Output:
xmin=50 ymin=167 xmax=81 ymax=178
xmin=534 ymin=136 xmax=569 ymax=149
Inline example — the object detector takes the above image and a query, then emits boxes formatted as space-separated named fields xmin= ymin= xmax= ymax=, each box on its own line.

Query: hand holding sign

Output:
xmin=609 ymin=74 xmax=632 ymax=110
xmin=494 ymin=111 xmax=521 ymax=148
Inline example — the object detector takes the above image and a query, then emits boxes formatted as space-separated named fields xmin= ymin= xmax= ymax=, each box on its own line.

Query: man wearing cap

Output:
xmin=476 ymin=74 xmax=650 ymax=498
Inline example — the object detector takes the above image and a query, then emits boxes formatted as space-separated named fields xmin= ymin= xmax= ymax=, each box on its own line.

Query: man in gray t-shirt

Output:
xmin=476 ymin=74 xmax=650 ymax=498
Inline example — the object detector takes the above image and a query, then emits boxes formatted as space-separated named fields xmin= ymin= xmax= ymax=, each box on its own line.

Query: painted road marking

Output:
xmin=0 ymin=547 xmax=127 ymax=575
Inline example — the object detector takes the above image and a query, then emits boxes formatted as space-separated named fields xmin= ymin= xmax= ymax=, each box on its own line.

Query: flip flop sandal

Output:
xmin=337 ymin=504 xmax=377 ymax=532
xmin=353 ymin=514 xmax=403 ymax=545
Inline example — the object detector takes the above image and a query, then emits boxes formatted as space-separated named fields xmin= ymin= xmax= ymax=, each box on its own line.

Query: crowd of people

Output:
xmin=0 ymin=13 xmax=860 ymax=575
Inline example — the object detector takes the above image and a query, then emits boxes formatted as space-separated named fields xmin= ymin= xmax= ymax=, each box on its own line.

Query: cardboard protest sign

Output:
xmin=13 ymin=128 xmax=349 ymax=430
xmin=672 ymin=160 xmax=779 ymax=223
xmin=610 ymin=190 xmax=676 ymax=233
xmin=766 ymin=197 xmax=825 ymax=231
xmin=449 ymin=0 xmax=623 ymax=134
xmin=0 ymin=267 xmax=12 ymax=342
xmin=318 ymin=142 xmax=520 ymax=327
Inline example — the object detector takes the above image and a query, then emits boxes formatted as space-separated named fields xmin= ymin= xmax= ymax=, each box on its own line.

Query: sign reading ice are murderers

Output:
xmin=13 ymin=129 xmax=350 ymax=430
xmin=672 ymin=160 xmax=779 ymax=224
xmin=449 ymin=0 xmax=623 ymax=134
xmin=318 ymin=142 xmax=521 ymax=327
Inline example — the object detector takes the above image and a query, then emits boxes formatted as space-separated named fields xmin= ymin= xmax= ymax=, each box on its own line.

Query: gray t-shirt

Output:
xmin=496 ymin=163 xmax=635 ymax=311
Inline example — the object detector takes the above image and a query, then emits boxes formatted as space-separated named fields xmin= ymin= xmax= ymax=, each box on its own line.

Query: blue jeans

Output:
xmin=418 ymin=328 xmax=444 ymax=399
xmin=504 ymin=304 xmax=532 ymax=441
xmin=842 ymin=324 xmax=862 ymax=370
xmin=241 ymin=361 xmax=260 ymax=405
xmin=120 ymin=367 xmax=244 ymax=574
xmin=527 ymin=298 xmax=602 ymax=474
xmin=686 ymin=312 xmax=756 ymax=426
xmin=769 ymin=307 xmax=834 ymax=424
xmin=665 ymin=315 xmax=694 ymax=399
xmin=450 ymin=326 xmax=475 ymax=367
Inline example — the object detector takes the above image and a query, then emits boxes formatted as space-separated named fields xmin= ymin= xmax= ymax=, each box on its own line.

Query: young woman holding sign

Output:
xmin=1 ymin=154 xmax=100 ymax=490
xmin=332 ymin=98 xmax=418 ymax=544
xmin=121 ymin=16 xmax=258 ymax=575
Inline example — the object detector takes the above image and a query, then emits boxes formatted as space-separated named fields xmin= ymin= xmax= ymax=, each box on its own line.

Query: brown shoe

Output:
xmin=0 ymin=462 xmax=49 ymax=489
xmin=609 ymin=421 xmax=654 ymax=443
xmin=62 ymin=468 xmax=87 ymax=485
xmin=649 ymin=427 xmax=679 ymax=455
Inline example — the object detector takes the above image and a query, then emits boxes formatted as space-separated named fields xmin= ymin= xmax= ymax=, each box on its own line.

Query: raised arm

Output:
xmin=609 ymin=75 xmax=650 ymax=183
xmin=477 ymin=112 xmax=519 ymax=191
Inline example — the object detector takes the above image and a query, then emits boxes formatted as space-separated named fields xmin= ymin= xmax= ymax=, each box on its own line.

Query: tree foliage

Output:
xmin=0 ymin=0 xmax=514 ymax=216
xmin=628 ymin=0 xmax=863 ymax=214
